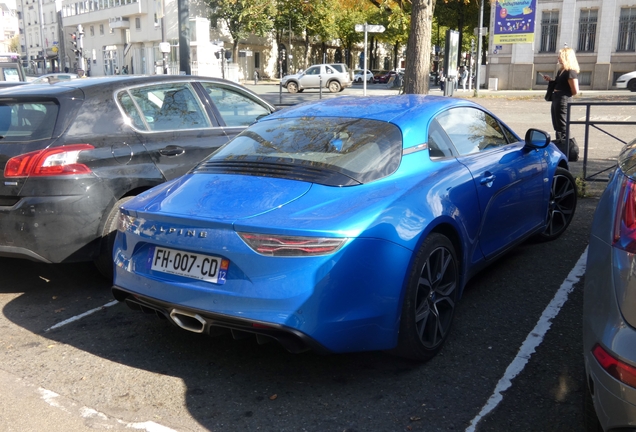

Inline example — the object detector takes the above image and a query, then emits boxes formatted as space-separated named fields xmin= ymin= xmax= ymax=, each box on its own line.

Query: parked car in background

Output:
xmin=615 ymin=71 xmax=636 ymax=91
xmin=374 ymin=70 xmax=398 ymax=84
xmin=281 ymin=63 xmax=351 ymax=93
xmin=30 ymin=73 xmax=79 ymax=84
xmin=353 ymin=69 xmax=374 ymax=83
xmin=0 ymin=52 xmax=27 ymax=89
xmin=0 ymin=76 xmax=275 ymax=279
xmin=112 ymin=95 xmax=576 ymax=361
xmin=583 ymin=138 xmax=636 ymax=431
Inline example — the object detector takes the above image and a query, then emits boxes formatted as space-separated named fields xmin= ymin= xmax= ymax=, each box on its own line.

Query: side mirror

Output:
xmin=524 ymin=128 xmax=551 ymax=149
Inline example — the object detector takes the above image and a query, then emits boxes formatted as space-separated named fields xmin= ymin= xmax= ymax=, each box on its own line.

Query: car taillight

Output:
xmin=613 ymin=175 xmax=636 ymax=253
xmin=592 ymin=344 xmax=636 ymax=389
xmin=238 ymin=232 xmax=347 ymax=257
xmin=4 ymin=144 xmax=94 ymax=178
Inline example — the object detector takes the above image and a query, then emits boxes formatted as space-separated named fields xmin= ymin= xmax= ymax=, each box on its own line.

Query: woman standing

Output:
xmin=543 ymin=47 xmax=580 ymax=143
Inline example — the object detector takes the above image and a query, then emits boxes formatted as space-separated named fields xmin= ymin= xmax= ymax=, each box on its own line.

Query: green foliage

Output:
xmin=207 ymin=0 xmax=276 ymax=43
xmin=8 ymin=35 xmax=20 ymax=53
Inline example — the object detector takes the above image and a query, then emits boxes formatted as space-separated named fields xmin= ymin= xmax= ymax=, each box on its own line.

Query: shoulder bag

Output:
xmin=545 ymin=80 xmax=556 ymax=102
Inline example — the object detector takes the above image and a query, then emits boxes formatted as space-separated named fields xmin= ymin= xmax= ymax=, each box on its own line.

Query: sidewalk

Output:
xmin=245 ymin=81 xmax=636 ymax=102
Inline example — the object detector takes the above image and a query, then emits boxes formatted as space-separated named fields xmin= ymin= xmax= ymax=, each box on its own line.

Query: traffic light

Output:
xmin=70 ymin=33 xmax=80 ymax=57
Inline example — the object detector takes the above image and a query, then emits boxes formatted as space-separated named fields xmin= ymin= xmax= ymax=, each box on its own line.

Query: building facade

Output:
xmin=488 ymin=0 xmax=636 ymax=90
xmin=0 ymin=0 xmax=19 ymax=53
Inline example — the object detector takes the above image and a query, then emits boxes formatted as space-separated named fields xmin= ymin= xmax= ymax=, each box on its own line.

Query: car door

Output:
xmin=299 ymin=65 xmax=322 ymax=89
xmin=435 ymin=107 xmax=547 ymax=259
xmin=119 ymin=81 xmax=229 ymax=181
xmin=197 ymin=82 xmax=274 ymax=141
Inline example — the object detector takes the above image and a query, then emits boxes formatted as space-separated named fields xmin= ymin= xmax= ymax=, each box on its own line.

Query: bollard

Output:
xmin=319 ymin=75 xmax=323 ymax=99
xmin=279 ymin=80 xmax=283 ymax=105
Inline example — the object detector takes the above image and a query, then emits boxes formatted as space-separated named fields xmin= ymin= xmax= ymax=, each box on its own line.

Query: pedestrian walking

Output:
xmin=543 ymin=47 xmax=580 ymax=161
xmin=460 ymin=67 xmax=468 ymax=91
xmin=439 ymin=69 xmax=445 ymax=92
xmin=253 ymin=69 xmax=259 ymax=85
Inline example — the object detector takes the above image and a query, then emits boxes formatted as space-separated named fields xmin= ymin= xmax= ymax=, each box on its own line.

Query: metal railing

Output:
xmin=566 ymin=101 xmax=636 ymax=182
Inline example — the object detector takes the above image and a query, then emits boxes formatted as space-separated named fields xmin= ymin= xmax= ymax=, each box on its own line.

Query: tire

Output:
xmin=94 ymin=196 xmax=135 ymax=281
xmin=536 ymin=167 xmax=577 ymax=241
xmin=355 ymin=77 xmax=361 ymax=83
xmin=287 ymin=81 xmax=299 ymax=93
xmin=628 ymin=79 xmax=636 ymax=92
xmin=583 ymin=375 xmax=603 ymax=432
xmin=392 ymin=233 xmax=459 ymax=361
xmin=328 ymin=80 xmax=341 ymax=93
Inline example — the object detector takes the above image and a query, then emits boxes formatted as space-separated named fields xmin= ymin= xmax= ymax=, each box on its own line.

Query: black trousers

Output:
xmin=550 ymin=92 xmax=571 ymax=140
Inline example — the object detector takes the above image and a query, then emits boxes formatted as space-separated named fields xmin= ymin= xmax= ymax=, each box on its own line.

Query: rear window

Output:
xmin=206 ymin=117 xmax=402 ymax=185
xmin=0 ymin=101 xmax=59 ymax=141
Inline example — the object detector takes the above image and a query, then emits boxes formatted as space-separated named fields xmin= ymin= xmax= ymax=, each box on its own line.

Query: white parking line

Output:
xmin=466 ymin=247 xmax=588 ymax=432
xmin=44 ymin=300 xmax=119 ymax=332
xmin=39 ymin=387 xmax=178 ymax=431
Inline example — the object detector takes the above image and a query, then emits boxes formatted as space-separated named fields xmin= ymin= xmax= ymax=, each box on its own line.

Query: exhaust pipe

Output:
xmin=170 ymin=309 xmax=206 ymax=333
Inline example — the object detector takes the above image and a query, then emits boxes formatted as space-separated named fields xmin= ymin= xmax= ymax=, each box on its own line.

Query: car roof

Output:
xmin=0 ymin=75 xmax=274 ymax=107
xmin=265 ymin=95 xmax=481 ymax=131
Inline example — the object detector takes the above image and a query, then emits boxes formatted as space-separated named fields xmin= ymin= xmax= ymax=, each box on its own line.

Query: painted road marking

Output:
xmin=45 ymin=300 xmax=119 ymax=332
xmin=466 ymin=247 xmax=588 ymax=432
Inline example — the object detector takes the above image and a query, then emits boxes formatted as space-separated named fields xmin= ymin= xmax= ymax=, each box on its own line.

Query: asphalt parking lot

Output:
xmin=1 ymin=87 xmax=635 ymax=431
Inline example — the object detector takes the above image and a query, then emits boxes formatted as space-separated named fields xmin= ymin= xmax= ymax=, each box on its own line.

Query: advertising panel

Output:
xmin=493 ymin=0 xmax=537 ymax=44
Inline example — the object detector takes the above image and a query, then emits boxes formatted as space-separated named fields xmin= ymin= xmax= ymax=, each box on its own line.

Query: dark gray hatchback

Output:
xmin=0 ymin=75 xmax=275 ymax=278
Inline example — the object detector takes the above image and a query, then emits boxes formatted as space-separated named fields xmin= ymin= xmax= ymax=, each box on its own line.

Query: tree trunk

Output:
xmin=403 ymin=0 xmax=435 ymax=94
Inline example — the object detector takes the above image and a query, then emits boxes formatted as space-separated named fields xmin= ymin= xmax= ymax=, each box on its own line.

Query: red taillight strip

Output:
xmin=239 ymin=232 xmax=347 ymax=257
xmin=592 ymin=344 xmax=636 ymax=389
xmin=4 ymin=144 xmax=94 ymax=178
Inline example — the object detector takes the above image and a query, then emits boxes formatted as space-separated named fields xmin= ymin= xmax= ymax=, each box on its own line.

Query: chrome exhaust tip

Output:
xmin=169 ymin=309 xmax=206 ymax=333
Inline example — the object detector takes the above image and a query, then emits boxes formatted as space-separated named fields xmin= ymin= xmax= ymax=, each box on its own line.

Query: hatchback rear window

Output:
xmin=0 ymin=101 xmax=59 ymax=141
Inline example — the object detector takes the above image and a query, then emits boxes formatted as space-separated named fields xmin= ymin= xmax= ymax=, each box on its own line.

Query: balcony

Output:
xmin=109 ymin=17 xmax=129 ymax=29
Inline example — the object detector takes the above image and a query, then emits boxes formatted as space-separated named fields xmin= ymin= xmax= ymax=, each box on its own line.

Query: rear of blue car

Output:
xmin=584 ymin=140 xmax=636 ymax=430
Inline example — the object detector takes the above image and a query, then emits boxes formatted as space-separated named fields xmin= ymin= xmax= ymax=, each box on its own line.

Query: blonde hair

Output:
xmin=559 ymin=47 xmax=580 ymax=73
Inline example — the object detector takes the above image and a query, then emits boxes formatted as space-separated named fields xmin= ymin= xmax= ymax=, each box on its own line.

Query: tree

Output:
xmin=403 ymin=0 xmax=436 ymax=94
xmin=333 ymin=3 xmax=368 ymax=69
xmin=207 ymin=0 xmax=276 ymax=60
xmin=8 ymin=35 xmax=20 ymax=53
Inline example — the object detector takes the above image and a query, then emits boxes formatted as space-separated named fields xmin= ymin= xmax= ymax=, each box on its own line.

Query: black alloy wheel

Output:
xmin=537 ymin=167 xmax=577 ymax=241
xmin=94 ymin=196 xmax=135 ymax=280
xmin=393 ymin=233 xmax=459 ymax=361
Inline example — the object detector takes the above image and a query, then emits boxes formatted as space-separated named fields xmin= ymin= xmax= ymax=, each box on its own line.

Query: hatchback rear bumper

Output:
xmin=0 ymin=194 xmax=108 ymax=263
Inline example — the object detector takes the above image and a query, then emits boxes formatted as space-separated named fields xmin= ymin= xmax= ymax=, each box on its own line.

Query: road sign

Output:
xmin=355 ymin=24 xmax=385 ymax=33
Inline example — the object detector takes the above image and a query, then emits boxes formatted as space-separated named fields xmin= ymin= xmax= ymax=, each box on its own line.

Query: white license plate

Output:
xmin=150 ymin=246 xmax=228 ymax=284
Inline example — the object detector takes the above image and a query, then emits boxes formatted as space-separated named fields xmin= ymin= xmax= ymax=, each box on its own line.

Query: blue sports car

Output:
xmin=112 ymin=95 xmax=577 ymax=360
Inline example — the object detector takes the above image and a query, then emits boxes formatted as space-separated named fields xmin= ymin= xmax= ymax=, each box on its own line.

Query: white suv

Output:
xmin=281 ymin=64 xmax=351 ymax=93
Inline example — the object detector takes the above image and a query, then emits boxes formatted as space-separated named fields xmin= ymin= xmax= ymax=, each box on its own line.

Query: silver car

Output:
xmin=281 ymin=63 xmax=351 ymax=93
xmin=583 ymin=138 xmax=636 ymax=430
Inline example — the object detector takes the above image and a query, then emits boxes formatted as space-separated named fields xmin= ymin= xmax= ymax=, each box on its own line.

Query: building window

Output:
xmin=90 ymin=26 xmax=94 ymax=36
xmin=135 ymin=17 xmax=140 ymax=30
xmin=618 ymin=7 xmax=636 ymax=52
xmin=99 ymin=24 xmax=104 ymax=35
xmin=254 ymin=52 xmax=260 ymax=69
xmin=578 ymin=9 xmax=597 ymax=52
xmin=540 ymin=10 xmax=559 ymax=53
xmin=578 ymin=71 xmax=591 ymax=86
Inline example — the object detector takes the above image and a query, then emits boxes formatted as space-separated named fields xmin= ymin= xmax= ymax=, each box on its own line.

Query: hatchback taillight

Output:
xmin=592 ymin=344 xmax=636 ymax=389
xmin=4 ymin=144 xmax=94 ymax=178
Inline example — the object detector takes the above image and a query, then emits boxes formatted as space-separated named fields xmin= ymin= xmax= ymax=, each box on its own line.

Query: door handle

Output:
xmin=480 ymin=174 xmax=496 ymax=186
xmin=159 ymin=145 xmax=185 ymax=156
